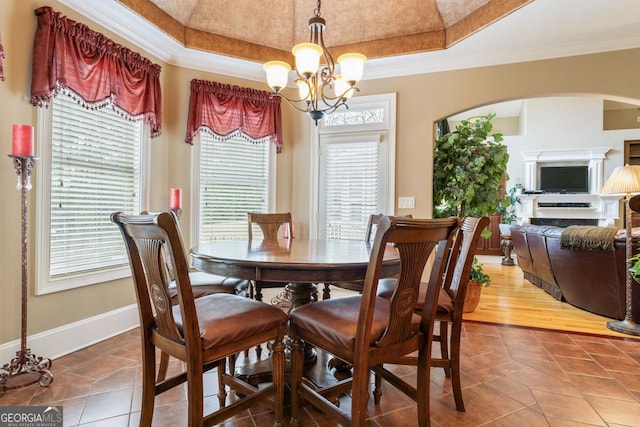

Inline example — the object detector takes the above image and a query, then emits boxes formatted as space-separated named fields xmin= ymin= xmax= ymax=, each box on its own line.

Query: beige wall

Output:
xmin=0 ymin=0 xmax=294 ymax=344
xmin=2 ymin=0 xmax=640 ymax=346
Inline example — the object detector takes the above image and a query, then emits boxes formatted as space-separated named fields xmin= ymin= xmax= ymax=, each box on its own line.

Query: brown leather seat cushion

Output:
xmin=173 ymin=293 xmax=288 ymax=350
xmin=168 ymin=272 xmax=250 ymax=300
xmin=436 ymin=291 xmax=454 ymax=315
xmin=376 ymin=278 xmax=398 ymax=300
xmin=289 ymin=295 xmax=420 ymax=351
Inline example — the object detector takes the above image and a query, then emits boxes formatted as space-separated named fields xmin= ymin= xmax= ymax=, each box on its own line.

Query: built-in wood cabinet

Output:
xmin=624 ymin=140 xmax=640 ymax=166
xmin=624 ymin=140 xmax=640 ymax=227
xmin=476 ymin=214 xmax=502 ymax=255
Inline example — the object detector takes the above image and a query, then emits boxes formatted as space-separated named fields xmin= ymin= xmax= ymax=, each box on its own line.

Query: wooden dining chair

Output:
xmin=432 ymin=216 xmax=489 ymax=411
xmin=322 ymin=213 xmax=413 ymax=300
xmin=374 ymin=216 xmax=489 ymax=412
xmin=247 ymin=212 xmax=293 ymax=301
xmin=289 ymin=216 xmax=459 ymax=426
xmin=141 ymin=211 xmax=252 ymax=382
xmin=111 ymin=211 xmax=288 ymax=427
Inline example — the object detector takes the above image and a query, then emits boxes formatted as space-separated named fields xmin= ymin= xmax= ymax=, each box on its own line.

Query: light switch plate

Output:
xmin=398 ymin=196 xmax=415 ymax=209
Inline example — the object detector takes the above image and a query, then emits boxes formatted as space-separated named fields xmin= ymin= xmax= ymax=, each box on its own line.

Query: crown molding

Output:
xmin=59 ymin=0 xmax=640 ymax=84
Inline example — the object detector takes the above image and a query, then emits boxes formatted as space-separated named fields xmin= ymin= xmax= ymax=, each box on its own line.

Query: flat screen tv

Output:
xmin=539 ymin=166 xmax=589 ymax=193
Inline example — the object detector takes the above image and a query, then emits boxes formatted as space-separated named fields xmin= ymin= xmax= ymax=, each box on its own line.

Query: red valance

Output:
xmin=30 ymin=7 xmax=162 ymax=137
xmin=186 ymin=80 xmax=283 ymax=152
xmin=0 ymin=32 xmax=5 ymax=81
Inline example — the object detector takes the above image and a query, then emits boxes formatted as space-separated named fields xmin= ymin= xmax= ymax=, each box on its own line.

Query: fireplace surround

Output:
xmin=516 ymin=148 xmax=621 ymax=226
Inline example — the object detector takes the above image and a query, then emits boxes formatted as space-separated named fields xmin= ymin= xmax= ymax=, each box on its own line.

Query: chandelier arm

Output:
xmin=318 ymin=30 xmax=335 ymax=76
xmin=318 ymin=81 xmax=360 ymax=103
xmin=269 ymin=93 xmax=314 ymax=114
xmin=317 ymin=91 xmax=348 ymax=111
xmin=322 ymin=100 xmax=350 ymax=117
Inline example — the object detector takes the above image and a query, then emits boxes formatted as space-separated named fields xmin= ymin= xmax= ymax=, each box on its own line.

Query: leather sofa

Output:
xmin=511 ymin=224 xmax=640 ymax=321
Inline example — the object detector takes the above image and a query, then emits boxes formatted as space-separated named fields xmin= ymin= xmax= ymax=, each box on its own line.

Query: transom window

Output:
xmin=323 ymin=108 xmax=385 ymax=127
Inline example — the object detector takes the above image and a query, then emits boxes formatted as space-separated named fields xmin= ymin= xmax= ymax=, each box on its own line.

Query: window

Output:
xmin=36 ymin=92 xmax=148 ymax=294
xmin=320 ymin=134 xmax=383 ymax=240
xmin=313 ymin=93 xmax=396 ymax=240
xmin=192 ymin=134 xmax=275 ymax=244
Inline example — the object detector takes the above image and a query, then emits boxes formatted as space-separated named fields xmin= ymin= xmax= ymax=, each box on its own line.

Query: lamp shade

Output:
xmin=334 ymin=76 xmax=353 ymax=99
xmin=600 ymin=164 xmax=640 ymax=195
xmin=292 ymin=43 xmax=323 ymax=76
xmin=263 ymin=61 xmax=291 ymax=92
xmin=337 ymin=53 xmax=367 ymax=83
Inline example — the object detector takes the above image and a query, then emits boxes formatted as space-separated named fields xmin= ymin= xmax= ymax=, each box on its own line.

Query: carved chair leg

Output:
xmin=254 ymin=281 xmax=264 ymax=302
xmin=373 ymin=367 xmax=383 ymax=404
xmin=272 ymin=336 xmax=286 ymax=427
xmin=290 ymin=336 xmax=304 ymax=426
xmin=217 ymin=358 xmax=228 ymax=407
xmin=322 ymin=283 xmax=331 ymax=300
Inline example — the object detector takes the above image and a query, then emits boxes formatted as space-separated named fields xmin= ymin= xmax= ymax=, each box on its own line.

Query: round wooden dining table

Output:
xmin=190 ymin=237 xmax=401 ymax=386
xmin=190 ymin=237 xmax=400 ymax=309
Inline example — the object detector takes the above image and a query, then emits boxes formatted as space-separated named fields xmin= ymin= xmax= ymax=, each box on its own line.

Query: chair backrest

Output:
xmin=248 ymin=212 xmax=293 ymax=240
xmin=355 ymin=216 xmax=458 ymax=355
xmin=111 ymin=211 xmax=200 ymax=352
xmin=365 ymin=213 xmax=413 ymax=242
xmin=415 ymin=223 xmax=461 ymax=313
xmin=444 ymin=216 xmax=490 ymax=314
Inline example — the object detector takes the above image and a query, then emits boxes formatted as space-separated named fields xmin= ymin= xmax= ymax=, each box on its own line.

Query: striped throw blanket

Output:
xmin=559 ymin=225 xmax=618 ymax=252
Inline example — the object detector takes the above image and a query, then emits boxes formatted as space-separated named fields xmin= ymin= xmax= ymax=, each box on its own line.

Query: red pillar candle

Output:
xmin=170 ymin=188 xmax=182 ymax=209
xmin=12 ymin=124 xmax=34 ymax=156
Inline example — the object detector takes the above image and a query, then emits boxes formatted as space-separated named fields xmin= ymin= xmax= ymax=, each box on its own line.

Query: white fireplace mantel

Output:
xmin=518 ymin=147 xmax=621 ymax=226
xmin=522 ymin=147 xmax=611 ymax=193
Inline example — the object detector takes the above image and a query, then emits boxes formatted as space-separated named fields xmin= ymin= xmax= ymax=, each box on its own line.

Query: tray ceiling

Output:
xmin=117 ymin=0 xmax=532 ymax=64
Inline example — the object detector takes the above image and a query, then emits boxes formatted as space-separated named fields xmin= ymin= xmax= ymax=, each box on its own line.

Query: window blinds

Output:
xmin=320 ymin=139 xmax=380 ymax=240
xmin=49 ymin=95 xmax=141 ymax=277
xmin=199 ymin=134 xmax=269 ymax=243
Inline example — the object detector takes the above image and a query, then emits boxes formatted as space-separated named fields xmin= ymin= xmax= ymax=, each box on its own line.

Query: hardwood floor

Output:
xmin=468 ymin=256 xmax=640 ymax=340
xmin=1 ymin=257 xmax=639 ymax=426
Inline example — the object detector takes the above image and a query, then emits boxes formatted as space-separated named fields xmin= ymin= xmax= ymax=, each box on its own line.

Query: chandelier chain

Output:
xmin=314 ymin=0 xmax=321 ymax=17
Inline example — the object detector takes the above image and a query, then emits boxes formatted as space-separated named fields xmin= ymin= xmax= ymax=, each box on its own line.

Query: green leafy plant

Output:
xmin=434 ymin=114 xmax=509 ymax=219
xmin=469 ymin=257 xmax=491 ymax=287
xmin=497 ymin=186 xmax=521 ymax=225
xmin=629 ymin=253 xmax=640 ymax=283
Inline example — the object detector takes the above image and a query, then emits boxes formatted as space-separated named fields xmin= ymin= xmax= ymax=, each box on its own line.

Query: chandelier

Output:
xmin=263 ymin=0 xmax=367 ymax=124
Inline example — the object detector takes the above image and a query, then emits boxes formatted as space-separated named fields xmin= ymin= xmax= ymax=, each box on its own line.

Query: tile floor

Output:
xmin=2 ymin=320 xmax=640 ymax=426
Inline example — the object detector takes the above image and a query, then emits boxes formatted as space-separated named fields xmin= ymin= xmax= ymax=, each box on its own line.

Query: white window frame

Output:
xmin=35 ymin=98 xmax=150 ymax=295
xmin=190 ymin=133 xmax=277 ymax=246
xmin=309 ymin=93 xmax=396 ymax=239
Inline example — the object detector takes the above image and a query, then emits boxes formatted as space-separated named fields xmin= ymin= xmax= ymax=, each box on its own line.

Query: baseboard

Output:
xmin=0 ymin=304 xmax=139 ymax=363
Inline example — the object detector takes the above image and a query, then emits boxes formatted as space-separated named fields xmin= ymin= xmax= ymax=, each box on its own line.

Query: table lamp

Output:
xmin=600 ymin=164 xmax=640 ymax=335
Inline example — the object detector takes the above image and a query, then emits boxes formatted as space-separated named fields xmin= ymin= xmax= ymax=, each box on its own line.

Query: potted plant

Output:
xmin=433 ymin=114 xmax=509 ymax=220
xmin=464 ymin=257 xmax=491 ymax=313
xmin=497 ymin=186 xmax=521 ymax=236
xmin=434 ymin=114 xmax=507 ymax=310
